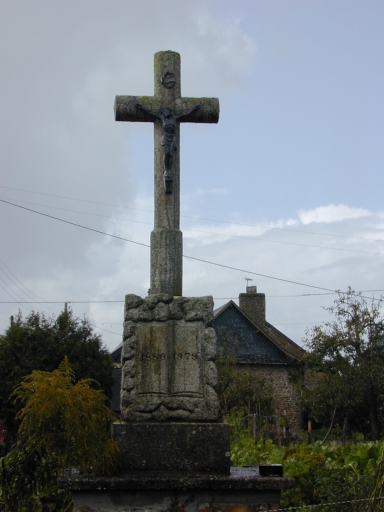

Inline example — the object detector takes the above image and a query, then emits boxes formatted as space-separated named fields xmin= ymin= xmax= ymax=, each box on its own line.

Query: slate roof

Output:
xmin=111 ymin=342 xmax=123 ymax=363
xmin=214 ymin=300 xmax=304 ymax=365
xmin=110 ymin=367 xmax=122 ymax=413
xmin=110 ymin=343 xmax=123 ymax=413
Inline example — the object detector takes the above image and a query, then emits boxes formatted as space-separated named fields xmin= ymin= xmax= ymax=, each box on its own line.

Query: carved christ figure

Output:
xmin=136 ymin=103 xmax=200 ymax=193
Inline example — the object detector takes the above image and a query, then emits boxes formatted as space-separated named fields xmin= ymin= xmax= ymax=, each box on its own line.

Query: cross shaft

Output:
xmin=115 ymin=51 xmax=219 ymax=296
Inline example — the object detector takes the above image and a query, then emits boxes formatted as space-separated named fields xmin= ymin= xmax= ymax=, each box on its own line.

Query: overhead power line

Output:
xmin=1 ymin=196 xmax=378 ymax=255
xmin=90 ymin=324 xmax=121 ymax=336
xmin=0 ymin=198 xmax=335 ymax=292
xmin=1 ymin=185 xmax=383 ymax=243
xmin=1 ymin=198 xmax=383 ymax=299
xmin=1 ymin=290 xmax=383 ymax=305
xmin=0 ymin=256 xmax=56 ymax=309
xmin=0 ymin=198 xmax=149 ymax=248
xmin=0 ymin=282 xmax=32 ymax=312
xmin=0 ymin=301 xmax=125 ymax=304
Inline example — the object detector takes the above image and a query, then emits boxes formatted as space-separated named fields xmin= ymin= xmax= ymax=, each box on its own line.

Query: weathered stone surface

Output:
xmin=121 ymin=294 xmax=219 ymax=422
xmin=183 ymin=296 xmax=214 ymax=324
xmin=112 ymin=422 xmax=230 ymax=473
xmin=125 ymin=304 xmax=153 ymax=322
xmin=122 ymin=360 xmax=135 ymax=377
xmin=122 ymin=376 xmax=135 ymax=392
xmin=123 ymin=321 xmax=135 ymax=339
xmin=121 ymin=341 xmax=134 ymax=361
xmin=150 ymin=228 xmax=183 ymax=296
xmin=68 ymin=490 xmax=286 ymax=512
xmin=58 ymin=466 xmax=295 ymax=494
xmin=125 ymin=294 xmax=143 ymax=309
xmin=152 ymin=301 xmax=169 ymax=321
xmin=144 ymin=293 xmax=173 ymax=310
xmin=169 ymin=297 xmax=185 ymax=319
xmin=204 ymin=327 xmax=217 ymax=359
xmin=205 ymin=361 xmax=218 ymax=387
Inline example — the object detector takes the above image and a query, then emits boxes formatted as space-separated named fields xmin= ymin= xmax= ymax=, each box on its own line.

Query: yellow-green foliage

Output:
xmin=1 ymin=358 xmax=119 ymax=511
xmin=13 ymin=357 xmax=119 ymax=477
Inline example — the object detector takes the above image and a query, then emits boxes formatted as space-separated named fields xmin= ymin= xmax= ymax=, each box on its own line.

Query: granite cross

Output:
xmin=115 ymin=51 xmax=219 ymax=296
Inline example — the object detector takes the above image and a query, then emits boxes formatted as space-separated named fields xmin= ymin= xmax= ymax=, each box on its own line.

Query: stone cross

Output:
xmin=115 ymin=51 xmax=219 ymax=296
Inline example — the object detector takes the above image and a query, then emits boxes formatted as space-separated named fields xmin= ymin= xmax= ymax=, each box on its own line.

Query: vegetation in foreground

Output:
xmin=228 ymin=410 xmax=384 ymax=511
xmin=0 ymin=358 xmax=119 ymax=512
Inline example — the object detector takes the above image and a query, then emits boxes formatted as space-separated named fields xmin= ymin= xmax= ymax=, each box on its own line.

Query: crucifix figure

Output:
xmin=114 ymin=51 xmax=219 ymax=296
xmin=136 ymin=103 xmax=200 ymax=194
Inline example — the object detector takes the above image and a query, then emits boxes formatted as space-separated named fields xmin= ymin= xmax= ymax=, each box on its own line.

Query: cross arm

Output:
xmin=174 ymin=97 xmax=219 ymax=124
xmin=114 ymin=96 xmax=162 ymax=122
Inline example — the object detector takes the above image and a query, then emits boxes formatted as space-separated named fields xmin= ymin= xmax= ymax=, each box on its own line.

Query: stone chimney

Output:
xmin=239 ymin=285 xmax=266 ymax=328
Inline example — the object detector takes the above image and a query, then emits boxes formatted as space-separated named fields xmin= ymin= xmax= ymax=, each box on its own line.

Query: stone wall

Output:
xmin=248 ymin=365 xmax=302 ymax=433
xmin=121 ymin=294 xmax=219 ymax=422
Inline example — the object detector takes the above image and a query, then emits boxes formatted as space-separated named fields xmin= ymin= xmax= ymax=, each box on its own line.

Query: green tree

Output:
xmin=1 ymin=358 xmax=119 ymax=512
xmin=216 ymin=341 xmax=274 ymax=421
xmin=302 ymin=289 xmax=384 ymax=440
xmin=0 ymin=308 xmax=113 ymax=443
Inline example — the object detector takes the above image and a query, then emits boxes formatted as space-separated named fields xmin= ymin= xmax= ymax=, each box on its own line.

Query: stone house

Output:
xmin=110 ymin=286 xmax=305 ymax=431
xmin=214 ymin=286 xmax=305 ymax=432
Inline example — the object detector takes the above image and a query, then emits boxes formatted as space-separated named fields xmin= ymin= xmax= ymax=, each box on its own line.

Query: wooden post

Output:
xmin=276 ymin=417 xmax=281 ymax=447
xmin=252 ymin=414 xmax=257 ymax=443
xmin=307 ymin=420 xmax=312 ymax=444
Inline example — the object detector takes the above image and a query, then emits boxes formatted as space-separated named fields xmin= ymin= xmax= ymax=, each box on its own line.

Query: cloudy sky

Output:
xmin=1 ymin=0 xmax=383 ymax=352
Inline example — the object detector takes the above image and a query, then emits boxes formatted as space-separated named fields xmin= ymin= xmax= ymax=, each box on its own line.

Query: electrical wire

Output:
xmin=0 ymin=198 xmax=336 ymax=292
xmin=0 ymin=281 xmax=32 ymax=312
xmin=2 ymin=196 xmax=378 ymax=255
xmin=1 ymin=198 xmax=383 ymax=300
xmin=0 ymin=258 xmax=56 ymax=310
xmin=0 ymin=198 xmax=149 ymax=248
xmin=1 ymin=185 xmax=383 ymax=243
xmin=90 ymin=324 xmax=122 ymax=336
xmin=2 ymin=289 xmax=383 ymax=304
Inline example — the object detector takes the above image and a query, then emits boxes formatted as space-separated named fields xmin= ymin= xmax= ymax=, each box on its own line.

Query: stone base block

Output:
xmin=59 ymin=467 xmax=295 ymax=512
xmin=112 ymin=422 xmax=231 ymax=473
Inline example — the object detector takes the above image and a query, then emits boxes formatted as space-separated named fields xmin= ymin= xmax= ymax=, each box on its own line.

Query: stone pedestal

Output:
xmin=59 ymin=467 xmax=295 ymax=512
xmin=117 ymin=293 xmax=230 ymax=475
xmin=58 ymin=293 xmax=296 ymax=508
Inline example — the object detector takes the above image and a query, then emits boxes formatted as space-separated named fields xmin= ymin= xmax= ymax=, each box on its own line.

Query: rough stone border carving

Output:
xmin=120 ymin=294 xmax=219 ymax=422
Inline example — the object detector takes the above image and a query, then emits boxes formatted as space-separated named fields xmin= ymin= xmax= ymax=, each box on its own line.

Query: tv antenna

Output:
xmin=244 ymin=277 xmax=253 ymax=287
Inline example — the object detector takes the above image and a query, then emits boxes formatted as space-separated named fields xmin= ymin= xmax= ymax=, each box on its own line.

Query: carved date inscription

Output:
xmin=141 ymin=352 xmax=200 ymax=361
xmin=135 ymin=324 xmax=169 ymax=395
xmin=172 ymin=322 xmax=203 ymax=396
xmin=135 ymin=322 xmax=204 ymax=397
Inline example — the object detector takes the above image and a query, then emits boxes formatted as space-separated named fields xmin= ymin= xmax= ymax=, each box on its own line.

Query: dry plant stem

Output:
xmin=321 ymin=405 xmax=337 ymax=444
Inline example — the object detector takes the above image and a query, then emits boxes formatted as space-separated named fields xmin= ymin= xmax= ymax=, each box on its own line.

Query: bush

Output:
xmin=0 ymin=358 xmax=119 ymax=512
xmin=0 ymin=309 xmax=113 ymax=444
